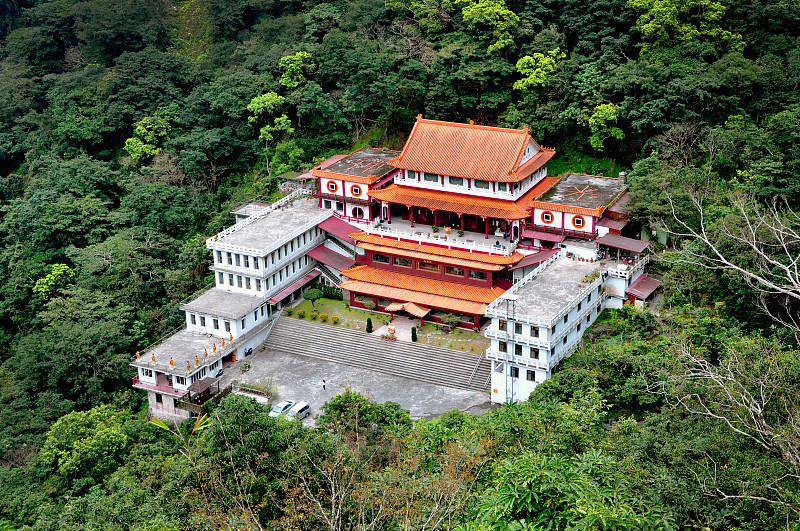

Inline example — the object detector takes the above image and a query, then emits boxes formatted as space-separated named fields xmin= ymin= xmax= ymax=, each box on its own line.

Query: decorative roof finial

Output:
xmin=213 ymin=343 xmax=216 ymax=354
xmin=186 ymin=361 xmax=191 ymax=373
xmin=229 ymin=332 xmax=233 ymax=342
xmin=170 ymin=357 xmax=175 ymax=369
xmin=222 ymin=338 xmax=225 ymax=348
xmin=135 ymin=350 xmax=140 ymax=360
xmin=195 ymin=355 xmax=200 ymax=367
xmin=151 ymin=353 xmax=156 ymax=365
xmin=204 ymin=349 xmax=208 ymax=361
xmin=469 ymin=119 xmax=474 ymax=125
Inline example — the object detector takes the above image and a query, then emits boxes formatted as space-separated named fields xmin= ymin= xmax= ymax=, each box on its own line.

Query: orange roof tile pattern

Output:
xmin=340 ymin=279 xmax=488 ymax=316
xmin=368 ymin=175 xmax=559 ymax=220
xmin=358 ymin=242 xmax=507 ymax=271
xmin=341 ymin=265 xmax=505 ymax=304
xmin=350 ymin=232 xmax=526 ymax=265
xmin=389 ymin=117 xmax=555 ymax=183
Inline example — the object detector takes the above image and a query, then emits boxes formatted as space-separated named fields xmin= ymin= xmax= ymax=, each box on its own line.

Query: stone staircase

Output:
xmin=263 ymin=317 xmax=491 ymax=392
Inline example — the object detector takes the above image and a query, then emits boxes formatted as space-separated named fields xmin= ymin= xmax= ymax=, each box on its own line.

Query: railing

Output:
xmin=485 ymin=348 xmax=550 ymax=371
xmin=485 ymin=329 xmax=549 ymax=349
xmin=132 ymin=376 xmax=187 ymax=397
xmin=606 ymin=254 xmax=649 ymax=279
xmin=527 ymin=223 xmax=597 ymax=240
xmin=354 ymin=223 xmax=518 ymax=256
xmin=175 ymin=383 xmax=232 ymax=413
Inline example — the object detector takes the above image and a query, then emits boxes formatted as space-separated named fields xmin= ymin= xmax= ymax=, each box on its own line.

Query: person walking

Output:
xmin=322 ymin=379 xmax=326 ymax=391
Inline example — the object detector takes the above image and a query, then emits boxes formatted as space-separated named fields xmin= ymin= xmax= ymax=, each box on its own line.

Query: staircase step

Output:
xmin=262 ymin=317 xmax=490 ymax=392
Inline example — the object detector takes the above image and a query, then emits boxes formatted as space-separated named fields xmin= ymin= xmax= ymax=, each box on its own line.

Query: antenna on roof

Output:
xmin=469 ymin=119 xmax=474 ymax=125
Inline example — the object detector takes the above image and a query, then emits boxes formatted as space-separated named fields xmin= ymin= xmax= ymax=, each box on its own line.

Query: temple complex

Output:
xmin=132 ymin=116 xmax=662 ymax=419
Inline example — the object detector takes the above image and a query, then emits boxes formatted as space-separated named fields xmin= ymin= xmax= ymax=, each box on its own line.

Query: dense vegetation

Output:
xmin=0 ymin=0 xmax=799 ymax=528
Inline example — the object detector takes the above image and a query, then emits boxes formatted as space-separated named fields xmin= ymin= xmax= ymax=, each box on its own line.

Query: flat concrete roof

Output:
xmin=215 ymin=199 xmax=323 ymax=252
xmin=231 ymin=202 xmax=270 ymax=218
xmin=510 ymin=257 xmax=605 ymax=321
xmin=321 ymin=148 xmax=399 ymax=178
xmin=132 ymin=329 xmax=221 ymax=373
xmin=181 ymin=288 xmax=266 ymax=320
xmin=537 ymin=174 xmax=627 ymax=211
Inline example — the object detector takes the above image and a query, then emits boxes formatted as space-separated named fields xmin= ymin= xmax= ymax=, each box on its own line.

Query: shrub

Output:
xmin=366 ymin=317 xmax=373 ymax=333
xmin=411 ymin=326 xmax=417 ymax=342
xmin=331 ymin=315 xmax=340 ymax=325
xmin=364 ymin=301 xmax=376 ymax=310
xmin=310 ymin=312 xmax=318 ymax=320
xmin=457 ymin=229 xmax=464 ymax=237
xmin=320 ymin=313 xmax=329 ymax=322
xmin=297 ymin=310 xmax=306 ymax=318
xmin=285 ymin=308 xmax=294 ymax=316
xmin=440 ymin=313 xmax=461 ymax=331
xmin=344 ymin=301 xmax=350 ymax=308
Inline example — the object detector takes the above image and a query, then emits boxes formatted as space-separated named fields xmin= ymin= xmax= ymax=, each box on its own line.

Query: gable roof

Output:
xmin=389 ymin=116 xmax=555 ymax=183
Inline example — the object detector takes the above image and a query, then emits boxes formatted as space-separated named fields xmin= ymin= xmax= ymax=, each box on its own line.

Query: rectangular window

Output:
xmin=499 ymin=341 xmax=507 ymax=352
xmin=175 ymin=376 xmax=186 ymax=386
xmin=224 ymin=321 xmax=230 ymax=332
xmin=227 ymin=252 xmax=232 ymax=265
xmin=253 ymin=256 xmax=259 ymax=269
xmin=323 ymin=200 xmax=332 ymax=209
xmin=445 ymin=266 xmax=465 ymax=276
xmin=290 ymin=240 xmax=294 ymax=252
xmin=218 ymin=272 xmax=224 ymax=284
xmin=510 ymin=366 xmax=519 ymax=378
xmin=416 ymin=261 xmax=439 ymax=272
xmin=393 ymin=257 xmax=413 ymax=267
xmin=244 ymin=255 xmax=249 ymax=268
xmin=497 ymin=182 xmax=508 ymax=192
xmin=237 ymin=276 xmax=243 ymax=288
xmin=142 ymin=368 xmax=153 ymax=378
xmin=235 ymin=254 xmax=241 ymax=266
xmin=423 ymin=172 xmax=439 ymax=182
xmin=256 ymin=279 xmax=262 ymax=291
xmin=563 ymin=315 xmax=568 ymax=324
xmin=530 ymin=327 xmax=539 ymax=338
xmin=577 ymin=301 xmax=582 ymax=311
xmin=515 ymin=344 xmax=522 ymax=355
xmin=586 ymin=315 xmax=591 ymax=323
xmin=469 ymin=270 xmax=488 ymax=280
xmin=499 ymin=320 xmax=506 ymax=331
xmin=474 ymin=180 xmax=490 ymax=189
xmin=254 ymin=310 xmax=258 ymax=321
xmin=373 ymin=253 xmax=390 ymax=263
xmin=155 ymin=393 xmax=163 ymax=404
xmin=190 ymin=314 xmax=196 ymax=325
xmin=577 ymin=323 xmax=581 ymax=332
xmin=261 ymin=306 xmax=265 ymax=316
xmin=213 ymin=319 xmax=219 ymax=329
xmin=587 ymin=292 xmax=591 ymax=302
xmin=241 ymin=318 xmax=246 ymax=330
xmin=216 ymin=251 xmax=222 ymax=263
xmin=526 ymin=370 xmax=535 ymax=382
xmin=245 ymin=277 xmax=251 ymax=289
xmin=515 ymin=323 xmax=522 ymax=334
xmin=200 ymin=316 xmax=206 ymax=327
xmin=563 ymin=337 xmax=567 ymax=345
xmin=448 ymin=176 xmax=463 ymax=186
xmin=229 ymin=274 xmax=234 ymax=286
xmin=336 ymin=202 xmax=344 ymax=211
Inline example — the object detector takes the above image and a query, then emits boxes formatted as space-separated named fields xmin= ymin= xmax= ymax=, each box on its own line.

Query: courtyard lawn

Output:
xmin=286 ymin=298 xmax=490 ymax=353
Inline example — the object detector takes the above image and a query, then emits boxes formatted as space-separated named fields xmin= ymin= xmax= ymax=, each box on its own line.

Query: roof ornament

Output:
xmin=151 ymin=353 xmax=156 ymax=365
xmin=135 ymin=350 xmax=140 ymax=360
xmin=195 ymin=355 xmax=200 ymax=367
xmin=186 ymin=361 xmax=191 ymax=373
xmin=222 ymin=338 xmax=225 ymax=348
xmin=170 ymin=357 xmax=175 ymax=369
xmin=204 ymin=349 xmax=208 ymax=361
xmin=213 ymin=343 xmax=217 ymax=354
xmin=469 ymin=119 xmax=474 ymax=125
xmin=229 ymin=333 xmax=233 ymax=342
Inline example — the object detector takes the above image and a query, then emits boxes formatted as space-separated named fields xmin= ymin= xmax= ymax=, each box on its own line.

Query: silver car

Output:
xmin=268 ymin=400 xmax=295 ymax=417
xmin=285 ymin=401 xmax=310 ymax=420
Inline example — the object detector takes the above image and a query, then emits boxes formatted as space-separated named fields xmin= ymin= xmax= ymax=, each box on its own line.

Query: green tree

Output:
xmin=513 ymin=47 xmax=565 ymax=91
xmin=124 ymin=115 xmax=172 ymax=161
xmin=588 ymin=102 xmax=625 ymax=151
xmin=303 ymin=288 xmax=323 ymax=309
xmin=366 ymin=317 xmax=373 ymax=333
xmin=247 ymin=92 xmax=294 ymax=177
xmin=32 ymin=264 xmax=75 ymax=301
xmin=278 ymin=51 xmax=314 ymax=89
xmin=459 ymin=0 xmax=520 ymax=54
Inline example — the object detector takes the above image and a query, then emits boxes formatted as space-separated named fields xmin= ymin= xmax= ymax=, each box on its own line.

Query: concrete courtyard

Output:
xmin=219 ymin=346 xmax=495 ymax=425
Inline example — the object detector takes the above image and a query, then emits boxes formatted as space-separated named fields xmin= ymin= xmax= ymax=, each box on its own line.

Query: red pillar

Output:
xmin=485 ymin=218 xmax=489 ymax=239
xmin=420 ymin=316 xmax=424 ymax=327
xmin=434 ymin=210 xmax=438 ymax=226
xmin=460 ymin=214 xmax=464 ymax=231
xmin=409 ymin=206 xmax=414 ymax=227
xmin=387 ymin=203 xmax=391 ymax=223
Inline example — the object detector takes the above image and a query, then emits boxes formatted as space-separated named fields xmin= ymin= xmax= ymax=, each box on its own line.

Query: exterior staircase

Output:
xmin=262 ymin=317 xmax=491 ymax=392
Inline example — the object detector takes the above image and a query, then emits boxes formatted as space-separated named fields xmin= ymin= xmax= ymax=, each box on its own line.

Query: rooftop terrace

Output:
xmin=317 ymin=147 xmax=399 ymax=182
xmin=535 ymin=173 xmax=627 ymax=212
xmin=131 ymin=329 xmax=221 ymax=374
xmin=181 ymin=288 xmax=266 ymax=320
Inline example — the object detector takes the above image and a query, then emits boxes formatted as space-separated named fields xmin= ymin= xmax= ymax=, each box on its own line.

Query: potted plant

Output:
xmin=432 ymin=226 xmax=440 ymax=233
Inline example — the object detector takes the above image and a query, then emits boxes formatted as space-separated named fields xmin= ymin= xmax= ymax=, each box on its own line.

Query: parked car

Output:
xmin=285 ymin=401 xmax=310 ymax=421
xmin=268 ymin=400 xmax=295 ymax=417
xmin=214 ymin=367 xmax=224 ymax=377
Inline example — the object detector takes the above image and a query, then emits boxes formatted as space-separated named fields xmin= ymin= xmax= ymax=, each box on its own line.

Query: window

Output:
xmin=227 ymin=252 xmax=232 ymax=264
xmin=241 ymin=318 xmax=246 ymax=330
xmin=245 ymin=277 xmax=251 ymax=289
xmin=563 ymin=315 xmax=568 ymax=324
xmin=530 ymin=327 xmax=539 ymax=338
xmin=474 ymin=180 xmax=490 ymax=189
xmin=499 ymin=320 xmax=506 ymax=331
xmin=218 ymin=272 xmax=224 ymax=284
xmin=254 ymin=310 xmax=258 ymax=321
xmin=254 ymin=257 xmax=259 ymax=269
xmin=586 ymin=315 xmax=591 ymax=323
xmin=515 ymin=323 xmax=522 ymax=334
xmin=448 ymin=176 xmax=463 ymax=186
xmin=216 ymin=251 xmax=222 ymax=263
xmin=351 ymin=184 xmax=362 ymax=196
xmin=244 ymin=255 xmax=249 ymax=267
xmin=577 ymin=323 xmax=581 ymax=332
xmin=261 ymin=306 xmax=265 ymax=316
xmin=190 ymin=314 xmax=196 ymax=325
xmin=469 ymin=270 xmax=488 ymax=280
xmin=155 ymin=393 xmax=163 ymax=404
xmin=510 ymin=366 xmax=519 ymax=378
xmin=175 ymin=376 xmax=186 ymax=386
xmin=323 ymin=200 xmax=332 ymax=209
xmin=224 ymin=321 xmax=230 ymax=332
xmin=541 ymin=211 xmax=554 ymax=224
xmin=336 ymin=202 xmax=344 ymax=212
xmin=213 ymin=319 xmax=219 ymax=329
xmin=352 ymin=207 xmax=364 ymax=218
xmin=142 ymin=368 xmax=153 ymax=378
xmin=572 ymin=215 xmax=585 ymax=229
xmin=497 ymin=182 xmax=508 ymax=192
xmin=515 ymin=344 xmax=522 ymax=355
xmin=563 ymin=337 xmax=567 ymax=345
xmin=237 ymin=275 xmax=243 ymax=288
xmin=499 ymin=341 xmax=507 ymax=352
xmin=526 ymin=370 xmax=535 ymax=382
xmin=290 ymin=240 xmax=294 ymax=252
xmin=423 ymin=172 xmax=439 ymax=182
xmin=577 ymin=302 xmax=582 ymax=311
xmin=256 ymin=279 xmax=262 ymax=291
xmin=372 ymin=253 xmax=390 ymax=263
xmin=200 ymin=316 xmax=206 ymax=327
xmin=416 ymin=261 xmax=439 ymax=272
xmin=587 ymin=293 xmax=592 ymax=302
xmin=445 ymin=266 xmax=465 ymax=276
xmin=235 ymin=254 xmax=241 ymax=266
xmin=229 ymin=274 xmax=234 ymax=286
xmin=393 ymin=257 xmax=412 ymax=267
xmin=327 ymin=181 xmax=338 ymax=193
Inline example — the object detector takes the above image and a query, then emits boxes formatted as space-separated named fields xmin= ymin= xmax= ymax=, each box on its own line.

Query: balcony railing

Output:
xmin=527 ymin=223 xmax=598 ymax=240
xmin=132 ymin=376 xmax=187 ymax=397
xmin=353 ymin=222 xmax=518 ymax=256
xmin=485 ymin=348 xmax=550 ymax=371
xmin=606 ymin=254 xmax=649 ymax=279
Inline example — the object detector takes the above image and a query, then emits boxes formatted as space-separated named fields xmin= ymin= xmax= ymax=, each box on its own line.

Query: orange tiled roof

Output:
xmin=340 ymin=279 xmax=488 ymax=316
xmin=341 ymin=265 xmax=505 ymax=304
xmin=313 ymin=169 xmax=381 ymax=185
xmin=368 ymin=175 xmax=559 ymax=220
xmin=357 ymin=242 xmax=507 ymax=271
xmin=351 ymin=232 xmax=525 ymax=265
xmin=388 ymin=116 xmax=555 ymax=183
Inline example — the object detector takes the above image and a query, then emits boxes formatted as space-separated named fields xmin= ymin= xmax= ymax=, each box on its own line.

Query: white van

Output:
xmin=285 ymin=401 xmax=310 ymax=420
